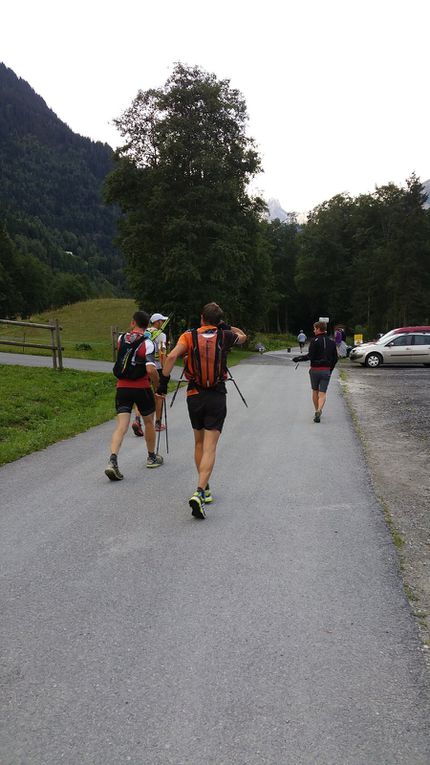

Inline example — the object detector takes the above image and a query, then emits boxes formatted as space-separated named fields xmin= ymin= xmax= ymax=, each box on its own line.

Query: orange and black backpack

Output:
xmin=184 ymin=328 xmax=226 ymax=388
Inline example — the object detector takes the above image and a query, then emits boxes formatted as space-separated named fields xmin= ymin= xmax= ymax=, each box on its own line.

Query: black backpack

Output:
xmin=113 ymin=333 xmax=148 ymax=380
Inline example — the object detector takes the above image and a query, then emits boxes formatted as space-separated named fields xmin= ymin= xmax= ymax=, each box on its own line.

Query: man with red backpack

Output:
xmin=105 ymin=310 xmax=164 ymax=481
xmin=157 ymin=302 xmax=246 ymax=519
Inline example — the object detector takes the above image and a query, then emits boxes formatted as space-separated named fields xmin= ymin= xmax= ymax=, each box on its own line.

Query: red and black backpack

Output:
xmin=113 ymin=333 xmax=148 ymax=380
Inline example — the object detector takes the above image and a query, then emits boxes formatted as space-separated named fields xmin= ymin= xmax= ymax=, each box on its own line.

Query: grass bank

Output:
xmin=0 ymin=298 xmax=138 ymax=362
xmin=0 ymin=365 xmax=116 ymax=466
xmin=0 ymin=358 xmax=246 ymax=466
xmin=0 ymin=299 xmax=296 ymax=363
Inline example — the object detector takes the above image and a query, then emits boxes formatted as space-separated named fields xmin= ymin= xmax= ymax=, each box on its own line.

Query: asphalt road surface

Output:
xmin=1 ymin=352 xmax=430 ymax=764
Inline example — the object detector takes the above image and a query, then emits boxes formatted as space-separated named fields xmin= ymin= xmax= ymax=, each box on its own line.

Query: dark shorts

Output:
xmin=309 ymin=369 xmax=331 ymax=393
xmin=115 ymin=387 xmax=155 ymax=416
xmin=187 ymin=390 xmax=227 ymax=432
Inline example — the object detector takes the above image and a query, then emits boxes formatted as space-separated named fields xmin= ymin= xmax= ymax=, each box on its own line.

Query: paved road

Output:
xmin=1 ymin=352 xmax=430 ymax=764
xmin=0 ymin=351 xmax=183 ymax=378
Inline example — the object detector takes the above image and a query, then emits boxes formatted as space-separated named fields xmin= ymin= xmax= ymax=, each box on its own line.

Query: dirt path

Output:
xmin=341 ymin=363 xmax=430 ymax=655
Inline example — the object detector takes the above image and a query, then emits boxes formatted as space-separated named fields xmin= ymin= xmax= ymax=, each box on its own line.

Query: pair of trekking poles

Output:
xmin=156 ymin=367 xmax=247 ymax=454
xmin=169 ymin=367 xmax=248 ymax=408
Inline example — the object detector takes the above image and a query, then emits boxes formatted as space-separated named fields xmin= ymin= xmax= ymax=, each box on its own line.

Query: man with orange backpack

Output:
xmin=157 ymin=302 xmax=246 ymax=519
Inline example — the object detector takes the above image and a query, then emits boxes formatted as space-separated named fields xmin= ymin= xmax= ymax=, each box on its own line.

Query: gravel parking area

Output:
xmin=341 ymin=362 xmax=430 ymax=653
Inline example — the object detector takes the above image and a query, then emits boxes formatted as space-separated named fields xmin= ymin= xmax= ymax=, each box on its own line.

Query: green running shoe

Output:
xmin=189 ymin=491 xmax=206 ymax=519
xmin=146 ymin=453 xmax=164 ymax=468
xmin=204 ymin=487 xmax=213 ymax=504
xmin=313 ymin=410 xmax=321 ymax=423
xmin=105 ymin=457 xmax=123 ymax=481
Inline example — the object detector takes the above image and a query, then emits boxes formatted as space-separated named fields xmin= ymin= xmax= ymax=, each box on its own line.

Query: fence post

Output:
xmin=111 ymin=326 xmax=119 ymax=361
xmin=50 ymin=324 xmax=57 ymax=370
xmin=54 ymin=319 xmax=63 ymax=371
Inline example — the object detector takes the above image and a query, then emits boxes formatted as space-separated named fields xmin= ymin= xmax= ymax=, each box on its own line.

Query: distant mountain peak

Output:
xmin=266 ymin=198 xmax=297 ymax=224
xmin=422 ymin=179 xmax=430 ymax=209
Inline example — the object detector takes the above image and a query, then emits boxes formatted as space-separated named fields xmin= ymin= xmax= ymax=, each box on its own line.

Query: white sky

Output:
xmin=2 ymin=0 xmax=429 ymax=212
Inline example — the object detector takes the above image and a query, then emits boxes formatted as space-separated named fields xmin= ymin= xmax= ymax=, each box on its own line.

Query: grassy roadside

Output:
xmin=0 ymin=298 xmax=296 ymax=362
xmin=0 ymin=365 xmax=117 ymax=466
xmin=0 ymin=350 xmax=248 ymax=466
xmin=0 ymin=298 xmax=138 ymax=362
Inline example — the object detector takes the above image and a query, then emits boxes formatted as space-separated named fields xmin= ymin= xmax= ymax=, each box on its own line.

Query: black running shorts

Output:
xmin=115 ymin=387 xmax=155 ymax=416
xmin=309 ymin=369 xmax=331 ymax=393
xmin=187 ymin=390 xmax=227 ymax=432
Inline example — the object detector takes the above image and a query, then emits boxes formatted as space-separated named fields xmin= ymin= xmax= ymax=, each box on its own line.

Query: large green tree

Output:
xmin=105 ymin=63 xmax=271 ymax=330
xmin=295 ymin=176 xmax=430 ymax=336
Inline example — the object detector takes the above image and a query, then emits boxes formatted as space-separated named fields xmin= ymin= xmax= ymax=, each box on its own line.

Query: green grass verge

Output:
xmin=0 ymin=365 xmax=117 ymax=466
xmin=0 ymin=298 xmax=138 ymax=362
xmin=0 ymin=358 xmax=247 ymax=466
xmin=0 ymin=300 xmax=297 ymax=363
xmin=252 ymin=332 xmax=297 ymax=351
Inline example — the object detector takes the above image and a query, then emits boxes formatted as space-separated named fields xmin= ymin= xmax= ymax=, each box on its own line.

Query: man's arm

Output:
xmin=230 ymin=326 xmax=247 ymax=345
xmin=156 ymin=340 xmax=188 ymax=395
xmin=293 ymin=337 xmax=314 ymax=362
xmin=157 ymin=333 xmax=167 ymax=367
xmin=147 ymin=363 xmax=159 ymax=389
xmin=142 ymin=338 xmax=160 ymax=388
xmin=162 ymin=340 xmax=188 ymax=377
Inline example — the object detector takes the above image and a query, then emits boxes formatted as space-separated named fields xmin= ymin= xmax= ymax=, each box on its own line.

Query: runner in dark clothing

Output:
xmin=293 ymin=321 xmax=338 ymax=422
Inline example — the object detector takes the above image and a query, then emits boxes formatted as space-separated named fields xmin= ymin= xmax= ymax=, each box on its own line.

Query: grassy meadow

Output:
xmin=0 ymin=298 xmax=138 ymax=361
xmin=0 ymin=299 xmax=297 ymax=465
xmin=0 ymin=298 xmax=296 ymax=362
xmin=0 ymin=365 xmax=116 ymax=466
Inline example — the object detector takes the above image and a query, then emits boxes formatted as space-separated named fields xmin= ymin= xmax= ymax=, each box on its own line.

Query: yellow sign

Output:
xmin=354 ymin=333 xmax=363 ymax=345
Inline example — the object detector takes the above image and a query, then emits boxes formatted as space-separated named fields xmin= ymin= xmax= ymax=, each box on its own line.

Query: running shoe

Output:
xmin=105 ymin=457 xmax=123 ymax=481
xmin=154 ymin=421 xmax=166 ymax=432
xmin=132 ymin=417 xmax=144 ymax=437
xmin=313 ymin=410 xmax=321 ymax=423
xmin=189 ymin=491 xmax=206 ymax=519
xmin=146 ymin=453 xmax=164 ymax=468
xmin=204 ymin=488 xmax=213 ymax=504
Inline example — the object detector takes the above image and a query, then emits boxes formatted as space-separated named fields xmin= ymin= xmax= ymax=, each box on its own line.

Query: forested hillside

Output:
xmin=2 ymin=61 xmax=429 ymax=337
xmin=0 ymin=63 xmax=125 ymax=317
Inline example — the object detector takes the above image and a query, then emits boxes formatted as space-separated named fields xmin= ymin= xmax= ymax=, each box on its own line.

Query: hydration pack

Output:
xmin=185 ymin=329 xmax=225 ymax=388
xmin=113 ymin=333 xmax=148 ymax=380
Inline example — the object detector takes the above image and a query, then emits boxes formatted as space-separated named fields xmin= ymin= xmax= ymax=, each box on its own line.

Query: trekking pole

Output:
xmin=163 ymin=397 xmax=169 ymax=453
xmin=156 ymin=416 xmax=161 ymax=453
xmin=226 ymin=367 xmax=248 ymax=408
xmin=170 ymin=367 xmax=185 ymax=408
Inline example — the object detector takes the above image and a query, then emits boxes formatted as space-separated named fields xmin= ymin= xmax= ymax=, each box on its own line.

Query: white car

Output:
xmin=349 ymin=330 xmax=430 ymax=367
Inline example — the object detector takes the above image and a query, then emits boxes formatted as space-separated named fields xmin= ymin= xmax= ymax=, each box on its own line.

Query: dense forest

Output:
xmin=1 ymin=61 xmax=430 ymax=337
xmin=0 ymin=63 xmax=125 ymax=317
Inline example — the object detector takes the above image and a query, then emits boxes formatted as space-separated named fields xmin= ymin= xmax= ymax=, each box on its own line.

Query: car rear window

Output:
xmin=413 ymin=334 xmax=430 ymax=345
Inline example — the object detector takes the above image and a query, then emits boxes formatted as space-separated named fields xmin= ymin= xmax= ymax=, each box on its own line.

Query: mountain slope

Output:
xmin=0 ymin=63 xmax=124 ymax=304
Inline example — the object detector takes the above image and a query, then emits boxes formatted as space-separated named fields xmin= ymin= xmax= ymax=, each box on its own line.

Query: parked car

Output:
xmin=349 ymin=329 xmax=430 ymax=367
xmin=374 ymin=326 xmax=430 ymax=343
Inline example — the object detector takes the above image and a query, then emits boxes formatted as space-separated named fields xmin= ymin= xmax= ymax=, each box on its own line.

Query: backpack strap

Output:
xmin=191 ymin=329 xmax=202 ymax=383
xmin=214 ymin=328 xmax=224 ymax=382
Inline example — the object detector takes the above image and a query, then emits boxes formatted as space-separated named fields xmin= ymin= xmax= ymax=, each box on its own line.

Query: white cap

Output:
xmin=150 ymin=313 xmax=168 ymax=323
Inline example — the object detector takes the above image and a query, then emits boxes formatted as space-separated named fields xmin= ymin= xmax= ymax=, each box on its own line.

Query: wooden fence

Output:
xmin=0 ymin=318 xmax=64 ymax=370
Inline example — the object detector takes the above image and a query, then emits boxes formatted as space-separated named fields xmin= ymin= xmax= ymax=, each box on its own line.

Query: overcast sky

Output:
xmin=2 ymin=0 xmax=429 ymax=212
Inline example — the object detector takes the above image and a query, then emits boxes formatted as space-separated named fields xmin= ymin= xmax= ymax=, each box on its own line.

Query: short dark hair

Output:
xmin=201 ymin=302 xmax=224 ymax=325
xmin=314 ymin=321 xmax=327 ymax=332
xmin=133 ymin=310 xmax=150 ymax=329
